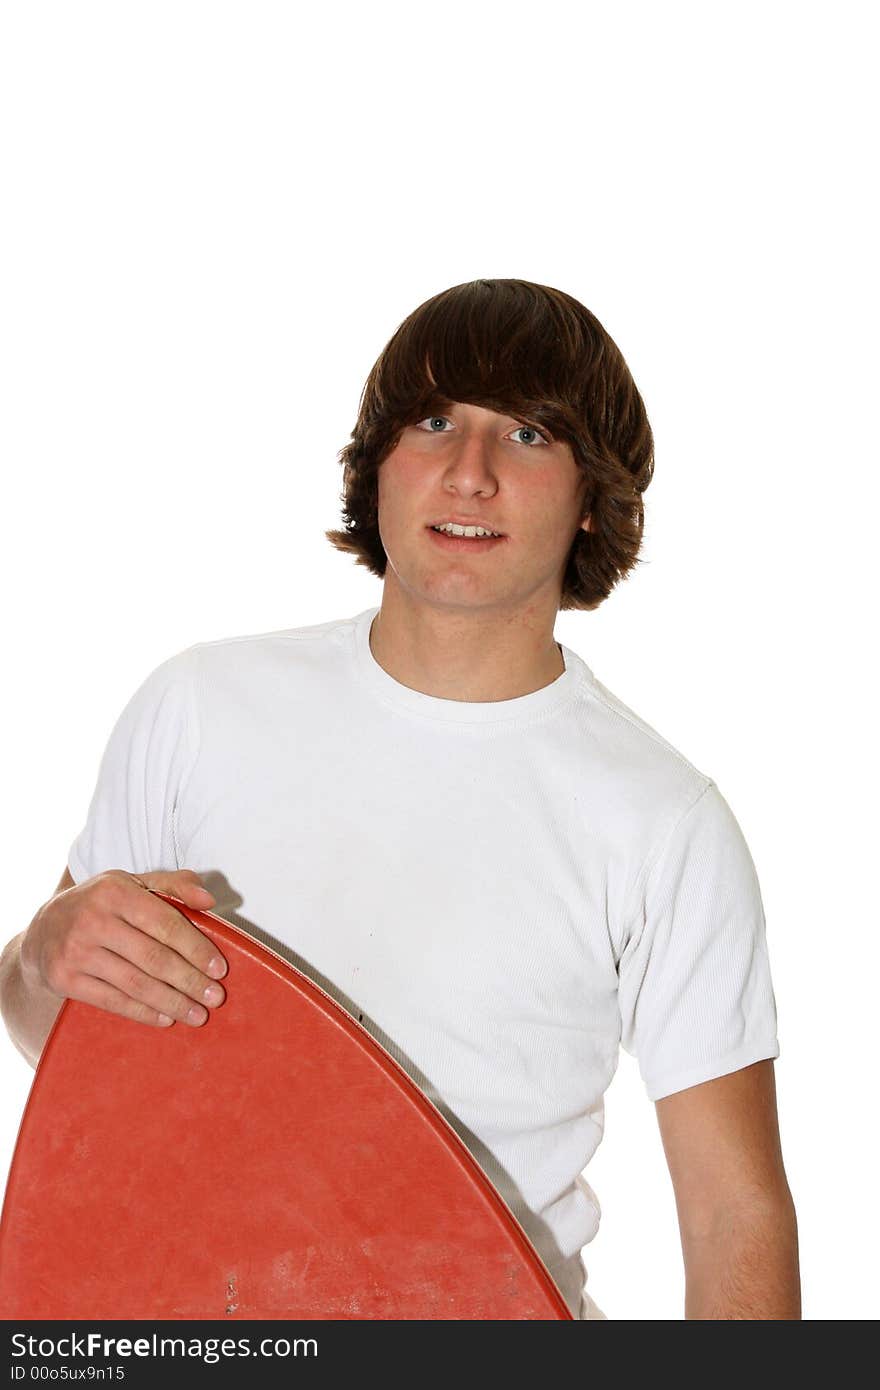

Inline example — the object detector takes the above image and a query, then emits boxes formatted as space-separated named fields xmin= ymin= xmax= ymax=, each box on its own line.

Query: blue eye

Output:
xmin=415 ymin=416 xmax=549 ymax=445
xmin=509 ymin=424 xmax=549 ymax=446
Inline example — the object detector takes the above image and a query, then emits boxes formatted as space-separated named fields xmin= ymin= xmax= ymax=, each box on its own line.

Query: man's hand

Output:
xmin=19 ymin=868 xmax=227 ymax=1030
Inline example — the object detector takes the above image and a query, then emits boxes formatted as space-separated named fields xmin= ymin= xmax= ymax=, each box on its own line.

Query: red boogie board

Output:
xmin=0 ymin=893 xmax=572 ymax=1320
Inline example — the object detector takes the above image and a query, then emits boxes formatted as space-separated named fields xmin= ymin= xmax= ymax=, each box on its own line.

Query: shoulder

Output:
xmin=178 ymin=611 xmax=359 ymax=707
xmin=190 ymin=612 xmax=354 ymax=664
xmin=191 ymin=612 xmax=354 ymax=657
xmin=572 ymin=664 xmax=713 ymax=844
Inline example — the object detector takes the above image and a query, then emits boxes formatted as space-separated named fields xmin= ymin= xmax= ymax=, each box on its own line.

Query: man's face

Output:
xmin=376 ymin=401 xmax=591 ymax=618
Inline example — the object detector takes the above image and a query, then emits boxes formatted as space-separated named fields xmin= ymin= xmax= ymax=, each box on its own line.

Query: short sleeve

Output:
xmin=66 ymin=646 xmax=200 ymax=885
xmin=617 ymin=779 xmax=780 ymax=1101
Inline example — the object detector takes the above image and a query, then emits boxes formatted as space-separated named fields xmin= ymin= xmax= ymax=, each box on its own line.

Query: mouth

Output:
xmin=425 ymin=525 xmax=508 ymax=552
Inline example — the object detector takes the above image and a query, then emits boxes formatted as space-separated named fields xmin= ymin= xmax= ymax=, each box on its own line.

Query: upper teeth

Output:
xmin=433 ymin=523 xmax=501 ymax=537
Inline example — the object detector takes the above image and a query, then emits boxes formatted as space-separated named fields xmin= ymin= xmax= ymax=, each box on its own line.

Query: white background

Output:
xmin=1 ymin=0 xmax=876 ymax=1321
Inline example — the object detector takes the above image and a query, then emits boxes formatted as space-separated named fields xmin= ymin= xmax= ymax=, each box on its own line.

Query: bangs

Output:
xmin=374 ymin=280 xmax=607 ymax=440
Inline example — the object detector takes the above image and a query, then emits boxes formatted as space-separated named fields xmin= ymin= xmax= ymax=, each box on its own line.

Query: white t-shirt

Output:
xmin=67 ymin=605 xmax=781 ymax=1320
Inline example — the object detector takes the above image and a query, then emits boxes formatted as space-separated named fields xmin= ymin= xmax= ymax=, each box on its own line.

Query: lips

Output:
xmin=426 ymin=522 xmax=506 ymax=537
xmin=425 ymin=526 xmax=507 ymax=552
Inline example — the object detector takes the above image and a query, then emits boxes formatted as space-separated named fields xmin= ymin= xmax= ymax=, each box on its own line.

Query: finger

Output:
xmin=62 ymin=971 xmax=181 ymax=1029
xmin=88 ymin=945 xmax=219 ymax=1026
xmin=115 ymin=869 xmax=215 ymax=915
xmin=138 ymin=878 xmax=227 ymax=977
xmin=106 ymin=878 xmax=228 ymax=981
xmin=144 ymin=869 xmax=216 ymax=904
xmin=174 ymin=867 xmax=215 ymax=895
xmin=85 ymin=916 xmax=226 ymax=1013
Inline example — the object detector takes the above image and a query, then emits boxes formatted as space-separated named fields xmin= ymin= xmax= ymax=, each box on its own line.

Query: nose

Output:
xmin=441 ymin=428 xmax=499 ymax=497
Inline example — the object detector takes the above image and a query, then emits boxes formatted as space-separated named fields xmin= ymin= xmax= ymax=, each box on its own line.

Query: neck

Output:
xmin=368 ymin=593 xmax=565 ymax=703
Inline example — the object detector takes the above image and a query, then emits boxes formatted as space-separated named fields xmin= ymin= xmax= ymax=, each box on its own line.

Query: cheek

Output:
xmin=376 ymin=453 xmax=425 ymax=536
xmin=378 ymin=450 xmax=430 ymax=510
xmin=519 ymin=475 xmax=573 ymax=529
xmin=384 ymin=448 xmax=425 ymax=482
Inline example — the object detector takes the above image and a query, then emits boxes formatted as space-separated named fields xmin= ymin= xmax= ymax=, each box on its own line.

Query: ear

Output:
xmin=580 ymin=513 xmax=592 ymax=534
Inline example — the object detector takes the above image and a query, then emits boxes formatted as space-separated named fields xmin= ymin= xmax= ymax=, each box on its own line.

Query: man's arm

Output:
xmin=0 ymin=865 xmax=224 ymax=1068
xmin=0 ymin=867 xmax=74 ymax=1066
xmin=655 ymin=1059 xmax=801 ymax=1319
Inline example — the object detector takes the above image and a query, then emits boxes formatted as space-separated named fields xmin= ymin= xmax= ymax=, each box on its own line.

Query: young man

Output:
xmin=0 ymin=278 xmax=799 ymax=1319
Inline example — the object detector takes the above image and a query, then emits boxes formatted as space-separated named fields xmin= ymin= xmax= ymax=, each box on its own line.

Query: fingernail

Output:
xmin=187 ymin=1004 xmax=207 ymax=1025
xmin=207 ymin=955 xmax=227 ymax=979
xmin=157 ymin=1014 xmax=174 ymax=1026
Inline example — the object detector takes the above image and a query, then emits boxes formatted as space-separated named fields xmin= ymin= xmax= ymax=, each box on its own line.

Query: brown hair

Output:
xmin=325 ymin=278 xmax=654 ymax=611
